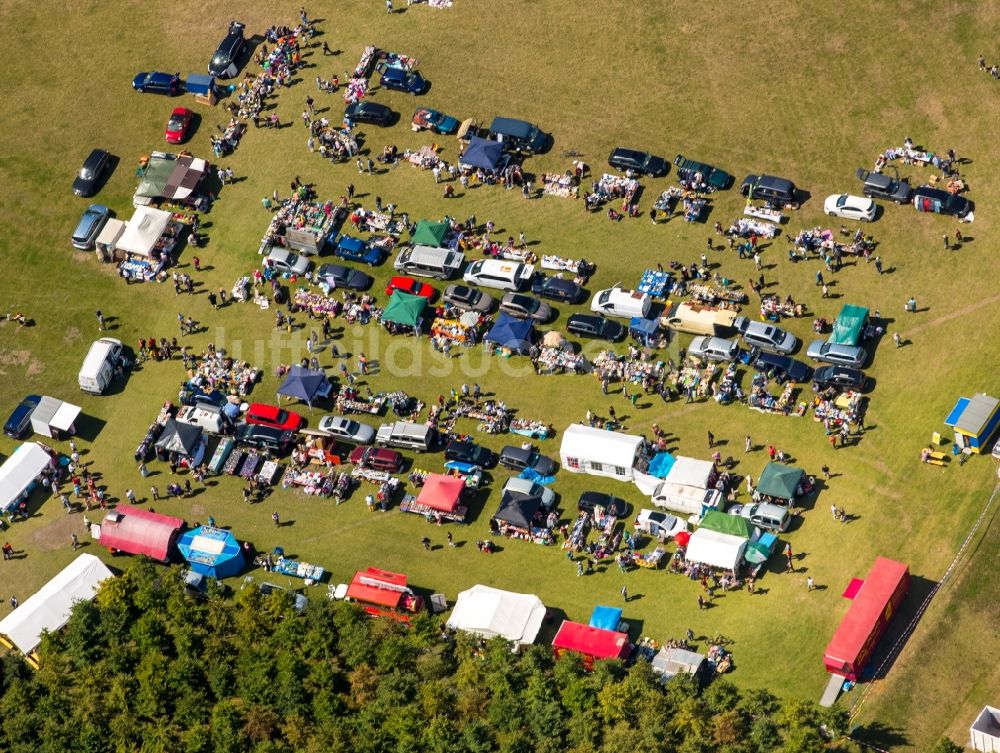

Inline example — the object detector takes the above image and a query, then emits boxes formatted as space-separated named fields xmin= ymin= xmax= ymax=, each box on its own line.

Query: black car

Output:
xmin=608 ymin=147 xmax=669 ymax=177
xmin=739 ymin=174 xmax=798 ymax=207
xmin=344 ymin=101 xmax=394 ymax=127
xmin=444 ymin=439 xmax=496 ymax=468
xmin=499 ymin=445 xmax=558 ymax=476
xmin=566 ymin=314 xmax=626 ymax=342
xmin=209 ymin=21 xmax=246 ymax=78
xmin=674 ymin=154 xmax=733 ymax=190
xmin=813 ymin=365 xmax=866 ymax=392
xmin=578 ymin=491 xmax=629 ymax=518
xmin=531 ymin=275 xmax=582 ymax=303
xmin=750 ymin=350 xmax=813 ymax=384
xmin=316 ymin=263 xmax=372 ymax=291
xmin=73 ymin=149 xmax=111 ymax=197
xmin=855 ymin=168 xmax=912 ymax=204
xmin=912 ymin=186 xmax=971 ymax=218
xmin=4 ymin=395 xmax=41 ymax=438
xmin=235 ymin=424 xmax=293 ymax=456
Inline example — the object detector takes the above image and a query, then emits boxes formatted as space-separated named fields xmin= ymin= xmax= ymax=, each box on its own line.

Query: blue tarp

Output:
xmin=460 ymin=136 xmax=504 ymax=171
xmin=589 ymin=605 xmax=623 ymax=631
xmin=177 ymin=525 xmax=245 ymax=579
xmin=485 ymin=313 xmax=535 ymax=353
xmin=647 ymin=452 xmax=676 ymax=479
xmin=518 ymin=467 xmax=555 ymax=485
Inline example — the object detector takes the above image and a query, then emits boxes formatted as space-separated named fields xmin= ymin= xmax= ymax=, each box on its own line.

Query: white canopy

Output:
xmin=684 ymin=528 xmax=748 ymax=570
xmin=560 ymin=424 xmax=643 ymax=479
xmin=651 ymin=646 xmax=706 ymax=678
xmin=116 ymin=206 xmax=171 ymax=258
xmin=29 ymin=396 xmax=81 ymax=438
xmin=95 ymin=218 xmax=126 ymax=251
xmin=0 ymin=442 xmax=53 ymax=513
xmin=666 ymin=456 xmax=715 ymax=489
xmin=0 ymin=553 xmax=113 ymax=655
xmin=970 ymin=706 xmax=1000 ymax=752
xmin=447 ymin=584 xmax=546 ymax=646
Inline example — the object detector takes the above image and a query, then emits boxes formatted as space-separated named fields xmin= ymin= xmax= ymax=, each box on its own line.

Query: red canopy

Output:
xmin=416 ymin=473 xmax=464 ymax=513
xmin=552 ymin=620 xmax=631 ymax=660
xmin=346 ymin=567 xmax=411 ymax=608
xmin=98 ymin=505 xmax=184 ymax=562
xmin=674 ymin=530 xmax=691 ymax=547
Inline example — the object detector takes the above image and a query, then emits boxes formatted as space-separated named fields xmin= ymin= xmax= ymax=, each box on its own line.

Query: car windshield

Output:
xmin=212 ymin=53 xmax=227 ymax=65
xmin=167 ymin=116 xmax=184 ymax=129
xmin=285 ymin=253 xmax=300 ymax=267
xmin=344 ymin=420 xmax=360 ymax=434
xmin=836 ymin=195 xmax=848 ymax=207
xmin=79 ymin=167 xmax=93 ymax=180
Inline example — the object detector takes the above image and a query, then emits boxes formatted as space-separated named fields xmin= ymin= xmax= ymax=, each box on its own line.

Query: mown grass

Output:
xmin=0 ymin=1 xmax=998 ymax=747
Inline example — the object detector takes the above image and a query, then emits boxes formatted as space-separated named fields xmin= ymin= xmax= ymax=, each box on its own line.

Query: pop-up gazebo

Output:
xmin=382 ymin=291 xmax=428 ymax=333
xmin=459 ymin=136 xmax=505 ymax=172
xmin=755 ymin=462 xmax=805 ymax=502
xmin=410 ymin=219 xmax=450 ymax=248
xmin=155 ymin=419 xmax=203 ymax=458
xmin=415 ymin=473 xmax=464 ymax=514
xmin=484 ymin=313 xmax=535 ymax=354
xmin=277 ymin=364 xmax=331 ymax=410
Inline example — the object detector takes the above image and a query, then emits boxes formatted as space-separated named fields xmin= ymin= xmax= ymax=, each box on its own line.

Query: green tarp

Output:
xmin=411 ymin=220 xmax=449 ymax=248
xmin=756 ymin=462 xmax=804 ymax=500
xmin=699 ymin=510 xmax=752 ymax=539
xmin=830 ymin=304 xmax=869 ymax=346
xmin=382 ymin=291 xmax=427 ymax=328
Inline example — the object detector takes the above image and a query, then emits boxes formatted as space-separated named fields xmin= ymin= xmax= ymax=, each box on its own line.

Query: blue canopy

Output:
xmin=177 ymin=525 xmax=245 ymax=579
xmin=484 ymin=313 xmax=534 ymax=353
xmin=277 ymin=365 xmax=329 ymax=407
xmin=460 ymin=136 xmax=505 ymax=171
xmin=647 ymin=452 xmax=676 ymax=479
xmin=630 ymin=317 xmax=660 ymax=345
xmin=589 ymin=605 xmax=623 ymax=631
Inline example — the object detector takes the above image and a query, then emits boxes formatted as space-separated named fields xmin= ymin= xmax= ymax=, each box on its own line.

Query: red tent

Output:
xmin=415 ymin=473 xmax=464 ymax=513
xmin=552 ymin=620 xmax=631 ymax=666
xmin=823 ymin=557 xmax=909 ymax=680
xmin=98 ymin=505 xmax=184 ymax=562
xmin=346 ymin=567 xmax=411 ymax=609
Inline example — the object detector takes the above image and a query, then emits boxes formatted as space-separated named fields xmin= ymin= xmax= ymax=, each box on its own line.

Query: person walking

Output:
xmin=821 ymin=464 xmax=830 ymax=480
xmin=697 ymin=594 xmax=706 ymax=610
xmin=822 ymin=283 xmax=829 ymax=298
xmin=745 ymin=435 xmax=752 ymax=453
xmin=70 ymin=533 xmax=79 ymax=550
xmin=9 ymin=596 xmax=17 ymax=609
xmin=421 ymin=536 xmax=431 ymax=550
xmin=906 ymin=296 xmax=917 ymax=313
xmin=621 ymin=585 xmax=628 ymax=602
xmin=151 ymin=485 xmax=159 ymax=501
xmin=955 ymin=227 xmax=963 ymax=244
xmin=807 ymin=576 xmax=815 ymax=591
xmin=753 ymin=252 xmax=761 ymax=271
xmin=96 ymin=310 xmax=105 ymax=331
xmin=893 ymin=332 xmax=902 ymax=347
xmin=386 ymin=0 xmax=393 ymax=12
xmin=815 ymin=271 xmax=824 ymax=287
xmin=784 ymin=543 xmax=794 ymax=572
xmin=942 ymin=234 xmax=949 ymax=250
xmin=707 ymin=430 xmax=715 ymax=448
xmin=125 ymin=489 xmax=136 ymax=505
xmin=577 ymin=561 xmax=584 ymax=576
xmin=874 ymin=256 xmax=883 ymax=274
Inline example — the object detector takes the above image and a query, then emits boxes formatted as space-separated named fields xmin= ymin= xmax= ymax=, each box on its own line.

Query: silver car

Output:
xmin=688 ymin=336 xmax=741 ymax=362
xmin=499 ymin=292 xmax=552 ymax=322
xmin=443 ymin=284 xmax=494 ymax=313
xmin=734 ymin=317 xmax=797 ymax=354
xmin=317 ymin=415 xmax=376 ymax=444
xmin=805 ymin=340 xmax=866 ymax=368
xmin=265 ymin=247 xmax=312 ymax=276
xmin=502 ymin=477 xmax=556 ymax=510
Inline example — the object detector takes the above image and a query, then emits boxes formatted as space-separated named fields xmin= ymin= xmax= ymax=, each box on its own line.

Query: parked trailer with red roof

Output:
xmin=552 ymin=620 xmax=632 ymax=670
xmin=823 ymin=557 xmax=909 ymax=681
xmin=346 ymin=567 xmax=424 ymax=623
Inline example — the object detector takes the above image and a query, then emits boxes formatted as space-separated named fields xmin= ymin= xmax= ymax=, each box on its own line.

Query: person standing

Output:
xmin=874 ymin=256 xmax=883 ymax=275
xmin=621 ymin=585 xmax=628 ymax=602
xmin=906 ymin=296 xmax=917 ymax=313
xmin=697 ymin=594 xmax=705 ymax=610
xmin=421 ymin=536 xmax=431 ymax=550
xmin=745 ymin=435 xmax=752 ymax=453
xmin=707 ymin=430 xmax=715 ymax=448
xmin=71 ymin=533 xmax=79 ymax=550
xmin=893 ymin=332 xmax=902 ymax=347
xmin=942 ymin=234 xmax=949 ymax=250
xmin=386 ymin=0 xmax=393 ymax=12
xmin=821 ymin=464 xmax=830 ymax=480
xmin=272 ymin=511 xmax=280 ymax=527
xmin=807 ymin=576 xmax=815 ymax=591
xmin=125 ymin=489 xmax=136 ymax=505
xmin=96 ymin=310 xmax=105 ymax=331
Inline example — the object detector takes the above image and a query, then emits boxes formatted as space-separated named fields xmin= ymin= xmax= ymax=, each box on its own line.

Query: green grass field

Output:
xmin=1 ymin=2 xmax=999 ymax=748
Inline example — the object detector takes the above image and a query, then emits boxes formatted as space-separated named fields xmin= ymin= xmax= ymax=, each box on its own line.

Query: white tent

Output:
xmin=560 ymin=423 xmax=643 ymax=481
xmin=651 ymin=646 xmax=706 ymax=679
xmin=447 ymin=585 xmax=547 ymax=646
xmin=116 ymin=207 xmax=172 ymax=258
xmin=29 ymin=396 xmax=82 ymax=438
xmin=0 ymin=442 xmax=54 ymax=513
xmin=0 ymin=553 xmax=113 ymax=656
xmin=95 ymin=218 xmax=126 ymax=256
xmin=971 ymin=706 xmax=1000 ymax=752
xmin=666 ymin=456 xmax=715 ymax=489
xmin=684 ymin=527 xmax=748 ymax=571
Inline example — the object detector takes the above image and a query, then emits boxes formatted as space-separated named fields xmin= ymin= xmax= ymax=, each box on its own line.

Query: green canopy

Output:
xmin=411 ymin=220 xmax=450 ymax=248
xmin=830 ymin=304 xmax=869 ymax=346
xmin=756 ymin=462 xmax=804 ymax=500
xmin=699 ymin=510 xmax=752 ymax=539
xmin=382 ymin=291 xmax=427 ymax=329
xmin=744 ymin=541 xmax=771 ymax=564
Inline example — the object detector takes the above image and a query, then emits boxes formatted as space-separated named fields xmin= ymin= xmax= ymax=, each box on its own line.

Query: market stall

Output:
xmin=484 ymin=313 xmax=535 ymax=356
xmin=726 ymin=217 xmax=780 ymax=239
xmin=176 ymin=525 xmax=245 ymax=579
xmin=272 ymin=556 xmax=325 ymax=582
xmin=541 ymin=171 xmax=579 ymax=198
xmin=447 ymin=585 xmax=547 ymax=646
xmin=116 ymin=206 xmax=186 ymax=280
xmin=133 ymin=151 xmax=209 ymax=208
xmin=430 ymin=313 xmax=479 ymax=347
xmin=277 ymin=364 xmax=332 ymax=410
xmin=459 ymin=136 xmax=507 ymax=174
xmin=382 ymin=291 xmax=428 ymax=335
xmin=410 ymin=219 xmax=452 ymax=248
xmin=744 ymin=203 xmax=785 ymax=224
xmin=754 ymin=462 xmax=806 ymax=505
xmin=492 ymin=491 xmax=552 ymax=544
xmin=97 ymin=506 xmax=184 ymax=562
xmin=944 ymin=393 xmax=1000 ymax=453
xmin=262 ymin=197 xmax=341 ymax=255
xmin=154 ymin=418 xmax=207 ymax=468
xmin=335 ymin=386 xmax=385 ymax=415
xmin=560 ymin=424 xmax=644 ymax=481
xmin=552 ymin=620 xmax=631 ymax=669
xmin=0 ymin=442 xmax=59 ymax=515
xmin=28 ymin=396 xmax=82 ymax=439
xmin=400 ymin=473 xmax=467 ymax=522
xmin=637 ymin=268 xmax=671 ymax=297
xmin=345 ymin=567 xmax=424 ymax=622
xmin=684 ymin=528 xmax=748 ymax=571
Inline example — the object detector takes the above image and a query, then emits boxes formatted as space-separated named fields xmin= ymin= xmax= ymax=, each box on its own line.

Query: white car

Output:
xmin=462 ymin=259 xmax=535 ymax=291
xmin=317 ymin=415 xmax=376 ymax=444
xmin=824 ymin=194 xmax=876 ymax=222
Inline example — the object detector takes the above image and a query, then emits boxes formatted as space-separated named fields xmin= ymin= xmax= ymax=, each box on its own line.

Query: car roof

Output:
xmin=83 ymin=149 xmax=109 ymax=167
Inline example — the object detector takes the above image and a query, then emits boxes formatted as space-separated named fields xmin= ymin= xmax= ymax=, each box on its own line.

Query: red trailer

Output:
xmin=823 ymin=556 xmax=909 ymax=680
xmin=346 ymin=567 xmax=424 ymax=623
xmin=552 ymin=620 xmax=631 ymax=670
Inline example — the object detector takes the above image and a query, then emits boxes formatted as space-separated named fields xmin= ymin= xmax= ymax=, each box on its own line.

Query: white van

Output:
xmin=651 ymin=482 xmax=724 ymax=516
xmin=78 ymin=338 xmax=123 ymax=395
xmin=463 ymin=259 xmax=535 ymax=291
xmin=176 ymin=403 xmax=225 ymax=434
xmin=375 ymin=421 xmax=434 ymax=452
xmin=661 ymin=302 xmax=737 ymax=336
xmin=590 ymin=287 xmax=652 ymax=319
xmin=394 ymin=246 xmax=465 ymax=280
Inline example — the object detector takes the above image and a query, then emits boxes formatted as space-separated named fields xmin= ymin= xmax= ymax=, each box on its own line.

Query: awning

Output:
xmin=277 ymin=364 xmax=330 ymax=407
xmin=410 ymin=220 xmax=450 ymax=248
xmin=95 ymin=218 xmax=126 ymax=250
xmin=484 ymin=313 xmax=535 ymax=353
xmin=346 ymin=568 xmax=411 ymax=608
xmin=447 ymin=585 xmax=546 ymax=645
xmin=552 ymin=620 xmax=630 ymax=660
xmin=493 ymin=493 xmax=542 ymax=530
xmin=415 ymin=474 xmax=464 ymax=513
xmin=117 ymin=207 xmax=172 ymax=257
xmin=699 ymin=510 xmax=752 ymax=539
xmin=0 ymin=443 xmax=53 ymax=513
xmin=459 ymin=136 xmax=504 ymax=171
xmin=756 ymin=462 xmax=804 ymax=500
xmin=98 ymin=505 xmax=184 ymax=562
xmin=134 ymin=153 xmax=208 ymax=202
xmin=382 ymin=291 xmax=427 ymax=328
xmin=684 ymin=528 xmax=748 ymax=570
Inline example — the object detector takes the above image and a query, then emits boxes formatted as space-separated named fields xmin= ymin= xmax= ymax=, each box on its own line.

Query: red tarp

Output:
xmin=346 ymin=567 xmax=410 ymax=609
xmin=415 ymin=473 xmax=464 ymax=513
xmin=824 ymin=557 xmax=909 ymax=679
xmin=98 ymin=505 xmax=184 ymax=562
xmin=552 ymin=620 xmax=631 ymax=660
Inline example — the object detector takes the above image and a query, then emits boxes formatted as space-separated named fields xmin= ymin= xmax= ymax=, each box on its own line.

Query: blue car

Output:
xmin=380 ymin=67 xmax=427 ymax=95
xmin=132 ymin=71 xmax=181 ymax=95
xmin=334 ymin=235 xmax=383 ymax=266
xmin=4 ymin=395 xmax=41 ymax=438
xmin=411 ymin=107 xmax=459 ymax=135
xmin=72 ymin=204 xmax=111 ymax=250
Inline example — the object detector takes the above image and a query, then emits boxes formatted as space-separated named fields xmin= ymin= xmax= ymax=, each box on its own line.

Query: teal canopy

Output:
xmin=756 ymin=462 xmax=804 ymax=500
xmin=382 ymin=291 xmax=427 ymax=329
xmin=830 ymin=304 xmax=869 ymax=346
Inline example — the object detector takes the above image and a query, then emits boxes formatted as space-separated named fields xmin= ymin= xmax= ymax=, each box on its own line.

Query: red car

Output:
xmin=164 ymin=107 xmax=194 ymax=144
xmin=349 ymin=446 xmax=403 ymax=473
xmin=245 ymin=403 xmax=303 ymax=432
xmin=384 ymin=276 xmax=436 ymax=299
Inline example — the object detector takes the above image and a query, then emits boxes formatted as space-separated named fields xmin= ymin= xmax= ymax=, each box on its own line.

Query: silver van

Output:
xmin=375 ymin=421 xmax=433 ymax=452
xmin=394 ymin=246 xmax=465 ymax=280
xmin=734 ymin=502 xmax=790 ymax=532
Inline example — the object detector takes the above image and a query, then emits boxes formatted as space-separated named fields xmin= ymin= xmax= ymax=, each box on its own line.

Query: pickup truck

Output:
xmin=673 ymin=154 xmax=733 ymax=190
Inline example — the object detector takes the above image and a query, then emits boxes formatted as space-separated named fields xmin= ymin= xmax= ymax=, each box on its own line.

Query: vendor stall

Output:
xmin=133 ymin=151 xmax=209 ymax=208
xmin=430 ymin=315 xmax=478 ymax=346
xmin=484 ymin=313 xmax=535 ymax=356
xmin=116 ymin=206 xmax=185 ymax=280
xmin=447 ymin=585 xmax=546 ymax=646
xmin=541 ymin=171 xmax=579 ymax=198
xmin=0 ymin=442 xmax=59 ymax=515
xmin=597 ymin=173 xmax=639 ymax=201
xmin=276 ymin=364 xmax=331 ymax=410
xmin=410 ymin=219 xmax=451 ymax=248
xmin=262 ymin=197 xmax=341 ymax=255
xmin=944 ymin=393 xmax=1000 ymax=453
xmin=177 ymin=525 xmax=245 ymax=579
xmin=637 ymin=269 xmax=671 ymax=297
xmin=754 ymin=462 xmax=806 ymax=505
xmin=684 ymin=528 xmax=748 ymax=571
xmin=154 ymin=418 xmax=207 ymax=469
xmin=335 ymin=386 xmax=385 ymax=415
xmin=400 ymin=472 xmax=467 ymax=522
xmin=552 ymin=620 xmax=631 ymax=669
xmin=726 ymin=217 xmax=779 ymax=239
xmin=382 ymin=291 xmax=427 ymax=335
xmin=94 ymin=218 xmax=126 ymax=262
xmin=744 ymin=203 xmax=785 ymax=223
xmin=459 ymin=136 xmax=507 ymax=174
xmin=272 ymin=556 xmax=325 ymax=582
xmin=560 ymin=424 xmax=644 ymax=481
xmin=97 ymin=506 xmax=184 ymax=562
xmin=346 ymin=567 xmax=424 ymax=622
xmin=492 ymin=491 xmax=552 ymax=544
xmin=28 ymin=396 xmax=82 ymax=439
